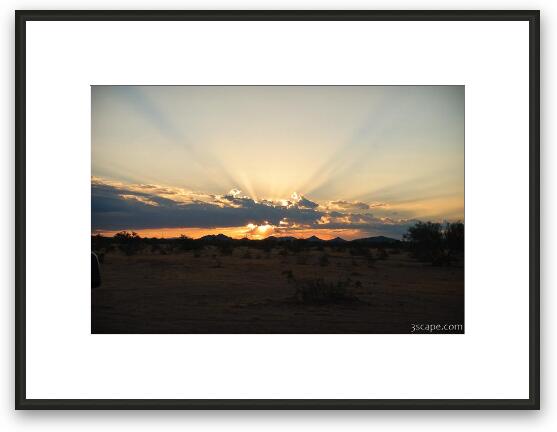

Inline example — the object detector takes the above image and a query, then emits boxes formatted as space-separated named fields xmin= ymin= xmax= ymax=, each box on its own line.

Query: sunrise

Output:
xmin=92 ymin=85 xmax=464 ymax=240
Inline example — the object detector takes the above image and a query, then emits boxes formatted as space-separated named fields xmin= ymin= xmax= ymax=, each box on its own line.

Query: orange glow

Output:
xmin=93 ymin=225 xmax=371 ymax=241
xmin=93 ymin=227 xmax=248 ymax=239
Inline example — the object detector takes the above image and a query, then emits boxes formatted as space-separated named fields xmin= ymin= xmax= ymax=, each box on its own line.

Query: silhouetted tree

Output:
xmin=113 ymin=231 xmax=143 ymax=256
xmin=445 ymin=221 xmax=464 ymax=253
xmin=177 ymin=234 xmax=201 ymax=252
xmin=403 ymin=222 xmax=444 ymax=262
xmin=403 ymin=221 xmax=464 ymax=266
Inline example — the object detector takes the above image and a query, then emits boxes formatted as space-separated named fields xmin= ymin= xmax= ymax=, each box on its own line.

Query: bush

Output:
xmin=431 ymin=251 xmax=456 ymax=267
xmin=177 ymin=234 xmax=202 ymax=252
xmin=403 ymin=222 xmax=443 ymax=262
xmin=282 ymin=269 xmax=294 ymax=283
xmin=218 ymin=243 xmax=233 ymax=256
xmin=445 ymin=221 xmax=464 ymax=253
xmin=260 ymin=240 xmax=274 ymax=253
xmin=403 ymin=221 xmax=464 ymax=266
xmin=113 ymin=231 xmax=143 ymax=256
xmin=366 ymin=253 xmax=376 ymax=268
xmin=376 ymin=248 xmax=388 ymax=260
xmin=292 ymin=278 xmax=359 ymax=305
xmin=319 ymin=253 xmax=330 ymax=267
xmin=350 ymin=246 xmax=369 ymax=257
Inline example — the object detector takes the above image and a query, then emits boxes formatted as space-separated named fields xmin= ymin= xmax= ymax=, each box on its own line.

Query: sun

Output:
xmin=242 ymin=222 xmax=276 ymax=239
xmin=257 ymin=224 xmax=273 ymax=235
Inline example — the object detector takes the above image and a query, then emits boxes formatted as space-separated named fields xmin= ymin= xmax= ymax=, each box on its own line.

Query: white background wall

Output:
xmin=0 ymin=0 xmax=553 ymax=431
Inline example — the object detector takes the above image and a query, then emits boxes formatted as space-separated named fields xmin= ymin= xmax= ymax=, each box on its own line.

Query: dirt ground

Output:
xmin=91 ymin=247 xmax=464 ymax=334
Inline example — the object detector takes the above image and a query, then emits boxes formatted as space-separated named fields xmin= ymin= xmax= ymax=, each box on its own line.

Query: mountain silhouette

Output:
xmin=328 ymin=237 xmax=347 ymax=243
xmin=200 ymin=233 xmax=233 ymax=242
xmin=352 ymin=235 xmax=399 ymax=245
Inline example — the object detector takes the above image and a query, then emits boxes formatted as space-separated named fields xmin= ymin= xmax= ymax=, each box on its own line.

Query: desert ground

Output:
xmin=92 ymin=245 xmax=464 ymax=334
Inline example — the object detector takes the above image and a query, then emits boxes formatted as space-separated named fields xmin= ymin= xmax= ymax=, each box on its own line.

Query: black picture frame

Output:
xmin=15 ymin=9 xmax=540 ymax=410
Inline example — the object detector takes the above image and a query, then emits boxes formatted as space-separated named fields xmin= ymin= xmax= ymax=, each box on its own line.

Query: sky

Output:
xmin=91 ymin=85 xmax=464 ymax=240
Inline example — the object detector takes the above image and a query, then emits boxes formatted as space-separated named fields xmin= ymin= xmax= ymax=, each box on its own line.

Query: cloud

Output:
xmin=92 ymin=179 xmax=323 ymax=231
xmin=326 ymin=200 xmax=389 ymax=213
xmin=258 ymin=192 xmax=319 ymax=210
xmin=119 ymin=194 xmax=159 ymax=206
xmin=92 ymin=176 xmax=214 ymax=205
xmin=328 ymin=200 xmax=370 ymax=211
xmin=292 ymin=192 xmax=319 ymax=209
xmin=91 ymin=177 xmax=414 ymax=238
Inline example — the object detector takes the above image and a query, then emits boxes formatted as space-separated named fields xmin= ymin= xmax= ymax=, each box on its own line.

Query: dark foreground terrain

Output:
xmin=92 ymin=245 xmax=464 ymax=334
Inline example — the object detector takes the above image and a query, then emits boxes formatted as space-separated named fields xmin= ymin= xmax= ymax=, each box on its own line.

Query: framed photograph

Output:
xmin=15 ymin=10 xmax=539 ymax=409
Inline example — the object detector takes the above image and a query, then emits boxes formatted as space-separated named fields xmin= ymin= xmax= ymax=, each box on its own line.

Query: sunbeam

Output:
xmin=92 ymin=85 xmax=464 ymax=239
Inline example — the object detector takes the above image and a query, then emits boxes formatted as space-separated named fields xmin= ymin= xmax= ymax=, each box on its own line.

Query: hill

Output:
xmin=352 ymin=235 xmax=400 ymax=245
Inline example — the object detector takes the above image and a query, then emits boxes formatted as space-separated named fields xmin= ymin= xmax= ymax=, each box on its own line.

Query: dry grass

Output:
xmin=92 ymin=247 xmax=464 ymax=334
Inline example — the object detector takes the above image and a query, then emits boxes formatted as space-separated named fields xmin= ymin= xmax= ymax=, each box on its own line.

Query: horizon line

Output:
xmin=91 ymin=232 xmax=403 ymax=242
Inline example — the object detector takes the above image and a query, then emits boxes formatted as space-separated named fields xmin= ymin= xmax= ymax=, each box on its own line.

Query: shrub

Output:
xmin=113 ymin=231 xmax=143 ymax=256
xmin=366 ymin=253 xmax=376 ymax=268
xmin=445 ymin=221 xmax=464 ymax=253
xmin=293 ymin=278 xmax=359 ymax=305
xmin=319 ymin=253 xmax=330 ymax=267
xmin=177 ymin=234 xmax=201 ymax=252
xmin=431 ymin=251 xmax=456 ymax=267
xmin=350 ymin=246 xmax=369 ymax=257
xmin=218 ymin=243 xmax=233 ymax=256
xmin=403 ymin=221 xmax=464 ymax=265
xmin=260 ymin=240 xmax=273 ymax=253
xmin=376 ymin=248 xmax=388 ymax=260
xmin=403 ymin=222 xmax=443 ymax=262
xmin=282 ymin=269 xmax=294 ymax=283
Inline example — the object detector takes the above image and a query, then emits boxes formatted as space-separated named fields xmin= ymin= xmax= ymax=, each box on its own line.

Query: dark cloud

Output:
xmin=91 ymin=178 xmax=414 ymax=238
xmin=297 ymin=196 xmax=319 ymax=209
xmin=318 ymin=213 xmax=416 ymax=238
xmin=328 ymin=200 xmax=370 ymax=211
xmin=92 ymin=182 xmax=323 ymax=231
